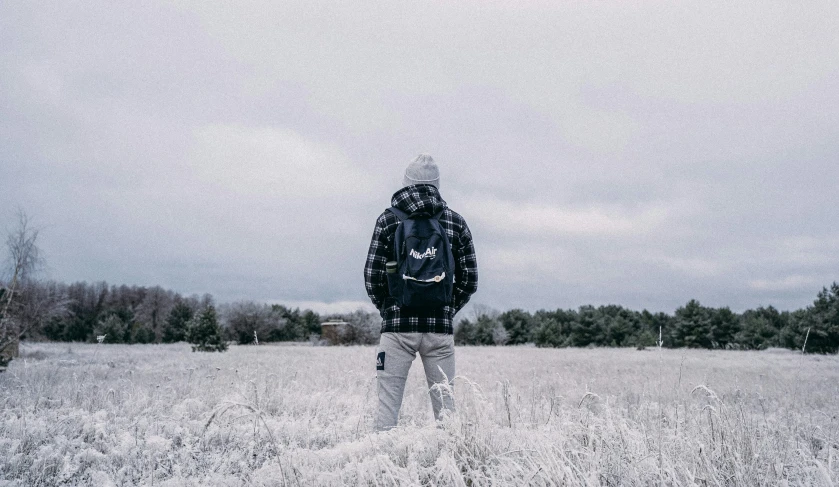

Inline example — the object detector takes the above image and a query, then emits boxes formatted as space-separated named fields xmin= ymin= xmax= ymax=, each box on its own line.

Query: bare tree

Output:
xmin=1 ymin=210 xmax=67 ymax=367
xmin=472 ymin=303 xmax=500 ymax=322
xmin=13 ymin=280 xmax=70 ymax=340
xmin=135 ymin=286 xmax=174 ymax=341
xmin=341 ymin=309 xmax=381 ymax=345
xmin=221 ymin=300 xmax=285 ymax=345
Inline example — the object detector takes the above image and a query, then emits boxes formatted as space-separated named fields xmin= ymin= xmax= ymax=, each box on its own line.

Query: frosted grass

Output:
xmin=1 ymin=342 xmax=837 ymax=485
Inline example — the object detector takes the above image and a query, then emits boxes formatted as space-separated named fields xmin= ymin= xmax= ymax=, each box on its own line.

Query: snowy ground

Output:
xmin=1 ymin=342 xmax=838 ymax=486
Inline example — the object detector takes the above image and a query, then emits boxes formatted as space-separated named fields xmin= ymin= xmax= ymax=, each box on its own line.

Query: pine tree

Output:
xmin=790 ymin=283 xmax=839 ymax=354
xmin=532 ymin=309 xmax=575 ymax=348
xmin=672 ymin=300 xmax=713 ymax=348
xmin=162 ymin=301 xmax=193 ymax=343
xmin=186 ymin=305 xmax=227 ymax=352
xmin=736 ymin=306 xmax=784 ymax=350
xmin=708 ymin=307 xmax=740 ymax=349
xmin=568 ymin=306 xmax=603 ymax=347
xmin=454 ymin=318 xmax=476 ymax=345
xmin=303 ymin=309 xmax=322 ymax=338
xmin=500 ymin=309 xmax=534 ymax=345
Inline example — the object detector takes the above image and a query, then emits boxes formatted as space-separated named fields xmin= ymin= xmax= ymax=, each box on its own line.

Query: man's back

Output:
xmin=364 ymin=184 xmax=478 ymax=333
xmin=363 ymin=154 xmax=478 ymax=431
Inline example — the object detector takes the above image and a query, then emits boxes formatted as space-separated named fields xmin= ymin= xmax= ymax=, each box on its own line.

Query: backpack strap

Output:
xmin=387 ymin=207 xmax=410 ymax=221
xmin=387 ymin=206 xmax=445 ymax=221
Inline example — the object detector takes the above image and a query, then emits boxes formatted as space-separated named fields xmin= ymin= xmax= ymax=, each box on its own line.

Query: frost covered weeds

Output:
xmin=1 ymin=343 xmax=838 ymax=485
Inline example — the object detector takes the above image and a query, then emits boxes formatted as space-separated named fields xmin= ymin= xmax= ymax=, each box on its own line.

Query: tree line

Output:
xmin=2 ymin=212 xmax=836 ymax=360
xmin=13 ymin=279 xmax=838 ymax=354
xmin=4 ymin=278 xmax=838 ymax=354
xmin=455 ymin=284 xmax=839 ymax=354
xmin=16 ymin=281 xmax=326 ymax=346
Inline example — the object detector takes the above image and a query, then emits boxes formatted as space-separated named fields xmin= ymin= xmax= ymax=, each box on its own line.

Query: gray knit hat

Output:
xmin=403 ymin=153 xmax=440 ymax=189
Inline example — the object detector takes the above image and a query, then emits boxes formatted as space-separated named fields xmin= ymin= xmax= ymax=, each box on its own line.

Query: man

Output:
xmin=364 ymin=154 xmax=478 ymax=431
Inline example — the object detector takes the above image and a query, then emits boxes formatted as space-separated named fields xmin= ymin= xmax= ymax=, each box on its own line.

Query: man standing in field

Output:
xmin=364 ymin=154 xmax=478 ymax=431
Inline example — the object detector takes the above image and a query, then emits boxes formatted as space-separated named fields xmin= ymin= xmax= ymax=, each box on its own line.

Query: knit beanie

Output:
xmin=403 ymin=154 xmax=440 ymax=189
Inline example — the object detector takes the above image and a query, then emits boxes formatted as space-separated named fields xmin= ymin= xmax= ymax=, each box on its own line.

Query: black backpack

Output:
xmin=386 ymin=207 xmax=455 ymax=309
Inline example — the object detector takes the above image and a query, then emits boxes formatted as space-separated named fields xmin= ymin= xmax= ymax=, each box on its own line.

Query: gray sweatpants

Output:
xmin=375 ymin=332 xmax=455 ymax=431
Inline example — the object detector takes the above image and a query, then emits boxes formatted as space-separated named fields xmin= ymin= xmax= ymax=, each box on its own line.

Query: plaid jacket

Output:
xmin=364 ymin=185 xmax=478 ymax=334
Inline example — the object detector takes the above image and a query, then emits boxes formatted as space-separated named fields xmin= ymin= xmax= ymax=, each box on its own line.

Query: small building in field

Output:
xmin=320 ymin=319 xmax=349 ymax=345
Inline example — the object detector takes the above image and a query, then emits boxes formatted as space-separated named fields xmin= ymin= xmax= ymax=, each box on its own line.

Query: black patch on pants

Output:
xmin=376 ymin=351 xmax=385 ymax=370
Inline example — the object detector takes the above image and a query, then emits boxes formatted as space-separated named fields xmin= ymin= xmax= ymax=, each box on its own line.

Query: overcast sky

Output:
xmin=2 ymin=1 xmax=838 ymax=315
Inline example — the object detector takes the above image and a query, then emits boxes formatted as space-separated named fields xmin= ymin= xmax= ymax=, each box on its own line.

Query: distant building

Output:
xmin=320 ymin=319 xmax=348 ymax=345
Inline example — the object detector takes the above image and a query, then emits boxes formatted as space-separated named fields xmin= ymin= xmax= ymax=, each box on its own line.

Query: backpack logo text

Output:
xmin=409 ymin=247 xmax=437 ymax=260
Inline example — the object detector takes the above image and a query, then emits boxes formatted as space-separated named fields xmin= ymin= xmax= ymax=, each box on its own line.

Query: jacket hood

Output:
xmin=390 ymin=184 xmax=447 ymax=215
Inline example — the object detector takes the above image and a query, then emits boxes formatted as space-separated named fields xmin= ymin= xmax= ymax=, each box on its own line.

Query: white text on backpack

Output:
xmin=409 ymin=247 xmax=437 ymax=260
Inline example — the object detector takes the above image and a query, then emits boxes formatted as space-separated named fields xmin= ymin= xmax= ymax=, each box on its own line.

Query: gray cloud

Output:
xmin=2 ymin=1 xmax=838 ymax=315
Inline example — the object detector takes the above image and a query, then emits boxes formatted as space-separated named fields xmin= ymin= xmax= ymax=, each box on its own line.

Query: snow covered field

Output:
xmin=1 ymin=342 xmax=838 ymax=486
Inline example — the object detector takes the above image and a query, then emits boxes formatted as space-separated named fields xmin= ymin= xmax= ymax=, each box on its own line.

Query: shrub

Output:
xmin=337 ymin=309 xmax=380 ymax=345
xmin=455 ymin=316 xmax=507 ymax=345
xmin=186 ymin=306 xmax=228 ymax=352
xmin=93 ymin=315 xmax=130 ymax=344
xmin=132 ymin=324 xmax=156 ymax=344
xmin=222 ymin=301 xmax=284 ymax=345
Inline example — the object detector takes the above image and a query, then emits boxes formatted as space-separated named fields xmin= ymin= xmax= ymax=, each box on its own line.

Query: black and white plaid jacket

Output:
xmin=364 ymin=185 xmax=478 ymax=334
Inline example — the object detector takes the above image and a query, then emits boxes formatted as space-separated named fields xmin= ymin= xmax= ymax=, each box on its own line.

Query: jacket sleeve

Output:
xmin=453 ymin=218 xmax=478 ymax=313
xmin=364 ymin=213 xmax=391 ymax=312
